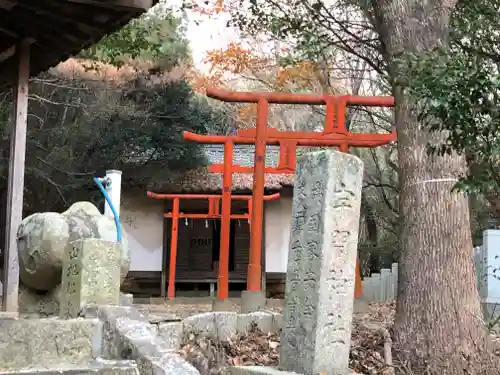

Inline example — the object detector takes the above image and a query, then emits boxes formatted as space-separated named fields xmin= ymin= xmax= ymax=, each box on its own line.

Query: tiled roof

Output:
xmin=203 ymin=144 xmax=281 ymax=168
xmin=149 ymin=144 xmax=294 ymax=193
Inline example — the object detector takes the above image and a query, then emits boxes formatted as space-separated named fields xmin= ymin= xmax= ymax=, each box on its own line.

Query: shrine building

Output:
xmin=120 ymin=144 xmax=294 ymax=297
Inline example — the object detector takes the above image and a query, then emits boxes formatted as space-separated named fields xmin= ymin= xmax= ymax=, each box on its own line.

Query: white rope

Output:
xmin=405 ymin=178 xmax=458 ymax=189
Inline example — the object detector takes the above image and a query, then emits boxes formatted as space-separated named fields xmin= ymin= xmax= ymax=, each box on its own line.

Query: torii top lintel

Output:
xmin=184 ymin=89 xmax=395 ymax=147
xmin=205 ymin=88 xmax=394 ymax=106
xmin=183 ymin=89 xmax=396 ymax=172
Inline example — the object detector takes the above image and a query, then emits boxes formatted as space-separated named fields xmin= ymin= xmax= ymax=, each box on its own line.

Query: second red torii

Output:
xmin=147 ymin=191 xmax=280 ymax=299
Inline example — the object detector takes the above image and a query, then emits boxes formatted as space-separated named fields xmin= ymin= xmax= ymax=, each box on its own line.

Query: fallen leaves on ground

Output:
xmin=165 ymin=299 xmax=500 ymax=375
xmin=220 ymin=301 xmax=397 ymax=374
xmin=489 ymin=331 xmax=500 ymax=356
xmin=179 ymin=302 xmax=397 ymax=375
xmin=220 ymin=302 xmax=396 ymax=374
xmin=350 ymin=301 xmax=395 ymax=375
xmin=223 ymin=324 xmax=280 ymax=367
xmin=179 ymin=331 xmax=228 ymax=375
xmin=179 ymin=323 xmax=280 ymax=375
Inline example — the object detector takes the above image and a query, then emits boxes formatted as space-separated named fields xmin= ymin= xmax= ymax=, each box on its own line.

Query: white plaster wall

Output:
xmin=265 ymin=194 xmax=293 ymax=273
xmin=120 ymin=190 xmax=164 ymax=271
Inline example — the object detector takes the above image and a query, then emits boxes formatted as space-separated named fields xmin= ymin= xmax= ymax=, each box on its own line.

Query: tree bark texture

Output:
xmin=371 ymin=1 xmax=498 ymax=373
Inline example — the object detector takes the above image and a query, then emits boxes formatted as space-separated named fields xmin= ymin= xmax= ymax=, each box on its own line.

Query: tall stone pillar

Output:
xmin=279 ymin=150 xmax=364 ymax=375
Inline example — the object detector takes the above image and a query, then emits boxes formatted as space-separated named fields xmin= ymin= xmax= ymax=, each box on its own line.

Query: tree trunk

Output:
xmin=371 ymin=1 xmax=498 ymax=373
xmin=361 ymin=192 xmax=380 ymax=274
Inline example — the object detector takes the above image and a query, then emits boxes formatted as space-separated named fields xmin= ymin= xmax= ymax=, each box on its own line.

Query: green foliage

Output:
xmin=0 ymin=69 xmax=236 ymax=214
xmin=80 ymin=12 xmax=190 ymax=68
xmin=397 ymin=0 xmax=500 ymax=195
xmin=118 ymin=79 xmax=209 ymax=174
xmin=221 ymin=0 xmax=500 ymax=263
xmin=190 ymin=96 xmax=239 ymax=136
xmin=228 ymin=0 xmax=384 ymax=73
xmin=230 ymin=0 xmax=500 ymax=196
xmin=0 ymin=7 xmax=238 ymax=214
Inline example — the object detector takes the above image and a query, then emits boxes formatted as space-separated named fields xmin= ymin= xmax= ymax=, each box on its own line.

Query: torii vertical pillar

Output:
xmin=3 ymin=40 xmax=31 ymax=313
xmin=241 ymin=98 xmax=269 ymax=312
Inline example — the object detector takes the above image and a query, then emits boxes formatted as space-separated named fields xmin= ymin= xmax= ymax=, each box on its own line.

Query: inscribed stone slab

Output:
xmin=279 ymin=150 xmax=363 ymax=375
xmin=60 ymin=238 xmax=121 ymax=318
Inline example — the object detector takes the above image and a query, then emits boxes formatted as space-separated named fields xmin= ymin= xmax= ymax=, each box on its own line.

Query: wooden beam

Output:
xmin=66 ymin=0 xmax=154 ymax=11
xmin=14 ymin=2 xmax=103 ymax=36
xmin=0 ymin=39 xmax=35 ymax=63
xmin=0 ymin=26 xmax=18 ymax=38
xmin=0 ymin=45 xmax=15 ymax=63
xmin=2 ymin=39 xmax=31 ymax=313
xmin=0 ymin=0 xmax=17 ymax=10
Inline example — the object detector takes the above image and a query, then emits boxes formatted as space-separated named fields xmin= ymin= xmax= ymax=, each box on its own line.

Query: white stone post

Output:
xmin=104 ymin=170 xmax=122 ymax=220
xmin=380 ymin=268 xmax=391 ymax=301
xmin=480 ymin=230 xmax=500 ymax=303
xmin=392 ymin=262 xmax=399 ymax=300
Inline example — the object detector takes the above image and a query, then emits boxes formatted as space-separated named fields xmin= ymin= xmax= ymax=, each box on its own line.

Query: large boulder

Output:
xmin=18 ymin=283 xmax=62 ymax=317
xmin=18 ymin=201 xmax=130 ymax=291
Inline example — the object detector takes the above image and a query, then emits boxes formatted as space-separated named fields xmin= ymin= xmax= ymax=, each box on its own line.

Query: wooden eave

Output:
xmin=0 ymin=0 xmax=158 ymax=91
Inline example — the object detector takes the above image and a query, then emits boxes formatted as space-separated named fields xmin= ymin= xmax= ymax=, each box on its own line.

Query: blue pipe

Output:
xmin=93 ymin=177 xmax=122 ymax=243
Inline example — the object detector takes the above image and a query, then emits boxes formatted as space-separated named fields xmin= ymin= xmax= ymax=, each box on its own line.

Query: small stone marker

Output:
xmin=279 ymin=150 xmax=364 ymax=375
xmin=59 ymin=238 xmax=121 ymax=318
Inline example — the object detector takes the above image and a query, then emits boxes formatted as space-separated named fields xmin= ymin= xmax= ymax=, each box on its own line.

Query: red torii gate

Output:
xmin=146 ymin=191 xmax=281 ymax=298
xmin=184 ymin=89 xmax=395 ymax=301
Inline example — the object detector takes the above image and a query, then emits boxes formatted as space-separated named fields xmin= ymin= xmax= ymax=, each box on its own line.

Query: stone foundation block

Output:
xmin=0 ymin=318 xmax=102 ymax=370
xmin=151 ymin=352 xmax=199 ymax=375
xmin=0 ymin=312 xmax=18 ymax=320
xmin=236 ymin=312 xmax=274 ymax=334
xmin=240 ymin=291 xmax=266 ymax=313
xmin=95 ymin=305 xmax=199 ymax=375
xmin=212 ymin=298 xmax=234 ymax=312
xmin=0 ymin=359 xmax=139 ymax=375
xmin=120 ymin=293 xmax=134 ymax=307
xmin=182 ymin=312 xmax=237 ymax=341
xmin=230 ymin=366 xmax=358 ymax=375
xmin=158 ymin=322 xmax=184 ymax=350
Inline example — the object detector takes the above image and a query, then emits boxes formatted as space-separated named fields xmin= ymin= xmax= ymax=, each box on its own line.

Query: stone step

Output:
xmin=0 ymin=318 xmax=102 ymax=370
xmin=0 ymin=360 xmax=138 ymax=375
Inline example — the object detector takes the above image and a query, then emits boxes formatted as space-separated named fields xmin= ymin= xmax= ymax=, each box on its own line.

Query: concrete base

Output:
xmin=212 ymin=298 xmax=234 ymax=311
xmin=230 ymin=365 xmax=358 ymax=375
xmin=353 ymin=297 xmax=370 ymax=314
xmin=0 ymin=312 xmax=18 ymax=320
xmin=119 ymin=293 xmax=134 ymax=306
xmin=241 ymin=290 xmax=266 ymax=313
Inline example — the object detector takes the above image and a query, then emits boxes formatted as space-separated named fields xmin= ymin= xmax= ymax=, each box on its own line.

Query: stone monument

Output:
xmin=59 ymin=238 xmax=121 ymax=318
xmin=16 ymin=201 xmax=130 ymax=316
xmin=279 ymin=150 xmax=363 ymax=375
